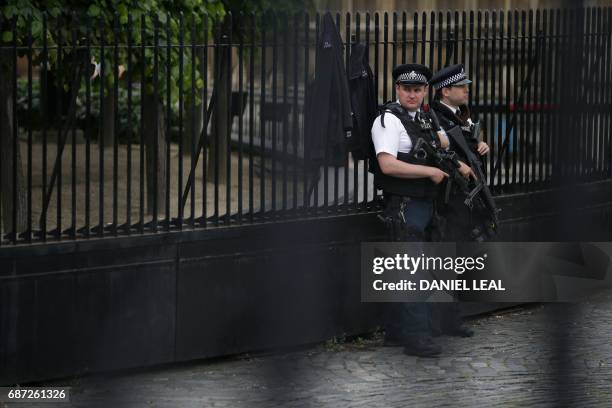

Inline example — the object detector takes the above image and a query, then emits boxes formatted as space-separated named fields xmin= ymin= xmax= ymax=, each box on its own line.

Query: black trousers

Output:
xmin=429 ymin=302 xmax=463 ymax=335
xmin=440 ymin=194 xmax=474 ymax=241
xmin=382 ymin=194 xmax=435 ymax=341
xmin=434 ymin=193 xmax=472 ymax=333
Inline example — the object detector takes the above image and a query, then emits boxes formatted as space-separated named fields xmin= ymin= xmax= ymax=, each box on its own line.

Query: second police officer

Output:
xmin=429 ymin=64 xmax=491 ymax=241
xmin=371 ymin=63 xmax=474 ymax=357
xmin=427 ymin=64 xmax=494 ymax=339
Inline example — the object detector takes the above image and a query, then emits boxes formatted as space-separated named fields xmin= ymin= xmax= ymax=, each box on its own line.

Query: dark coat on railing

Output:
xmin=304 ymin=12 xmax=353 ymax=168
xmin=347 ymin=42 xmax=377 ymax=162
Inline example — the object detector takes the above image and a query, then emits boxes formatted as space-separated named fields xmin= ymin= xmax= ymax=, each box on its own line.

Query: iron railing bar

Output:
xmin=491 ymin=31 xmax=544 ymax=182
xmin=38 ymin=54 xmax=86 ymax=230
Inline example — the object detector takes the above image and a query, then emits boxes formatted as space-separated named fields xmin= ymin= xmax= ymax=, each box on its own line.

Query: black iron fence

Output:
xmin=0 ymin=7 xmax=611 ymax=245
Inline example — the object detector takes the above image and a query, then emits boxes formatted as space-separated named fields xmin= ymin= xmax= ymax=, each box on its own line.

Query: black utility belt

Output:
xmin=383 ymin=194 xmax=432 ymax=205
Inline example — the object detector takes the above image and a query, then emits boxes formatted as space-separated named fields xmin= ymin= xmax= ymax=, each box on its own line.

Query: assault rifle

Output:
xmin=469 ymin=122 xmax=500 ymax=229
xmin=413 ymin=138 xmax=470 ymax=200
xmin=414 ymin=137 xmax=500 ymax=237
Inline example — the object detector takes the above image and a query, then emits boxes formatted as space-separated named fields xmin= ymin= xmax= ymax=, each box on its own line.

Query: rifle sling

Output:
xmin=445 ymin=126 xmax=481 ymax=170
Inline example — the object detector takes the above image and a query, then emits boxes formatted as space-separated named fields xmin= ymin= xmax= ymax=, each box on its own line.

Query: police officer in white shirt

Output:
xmin=371 ymin=64 xmax=473 ymax=357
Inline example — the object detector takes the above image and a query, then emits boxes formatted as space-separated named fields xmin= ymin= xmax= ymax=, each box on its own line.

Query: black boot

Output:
xmin=383 ymin=331 xmax=405 ymax=347
xmin=403 ymin=337 xmax=442 ymax=357
xmin=444 ymin=324 xmax=474 ymax=338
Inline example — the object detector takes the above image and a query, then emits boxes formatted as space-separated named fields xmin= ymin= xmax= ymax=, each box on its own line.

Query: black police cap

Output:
xmin=392 ymin=63 xmax=432 ymax=85
xmin=429 ymin=64 xmax=472 ymax=89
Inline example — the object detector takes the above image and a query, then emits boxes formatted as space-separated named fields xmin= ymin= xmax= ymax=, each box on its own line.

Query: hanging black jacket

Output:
xmin=304 ymin=12 xmax=353 ymax=168
xmin=346 ymin=42 xmax=377 ymax=161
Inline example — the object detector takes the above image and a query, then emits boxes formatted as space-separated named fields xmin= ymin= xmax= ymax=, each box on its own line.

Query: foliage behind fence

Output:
xmin=0 ymin=7 xmax=611 ymax=245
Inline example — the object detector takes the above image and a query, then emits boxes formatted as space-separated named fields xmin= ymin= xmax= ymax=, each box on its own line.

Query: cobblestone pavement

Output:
xmin=10 ymin=293 xmax=612 ymax=408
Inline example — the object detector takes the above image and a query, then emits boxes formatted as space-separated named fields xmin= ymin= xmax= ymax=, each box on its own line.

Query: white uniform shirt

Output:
xmin=440 ymin=100 xmax=460 ymax=115
xmin=371 ymin=108 xmax=417 ymax=157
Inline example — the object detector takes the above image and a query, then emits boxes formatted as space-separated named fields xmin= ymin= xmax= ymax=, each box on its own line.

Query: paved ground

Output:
xmin=7 ymin=293 xmax=612 ymax=408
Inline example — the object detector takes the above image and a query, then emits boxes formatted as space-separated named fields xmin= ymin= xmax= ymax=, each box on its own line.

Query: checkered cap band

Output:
xmin=397 ymin=70 xmax=427 ymax=83
xmin=432 ymin=72 xmax=467 ymax=88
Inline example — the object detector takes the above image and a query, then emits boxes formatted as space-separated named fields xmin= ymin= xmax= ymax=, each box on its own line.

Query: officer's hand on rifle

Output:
xmin=458 ymin=161 xmax=475 ymax=180
xmin=436 ymin=130 xmax=449 ymax=150
xmin=428 ymin=167 xmax=449 ymax=184
xmin=477 ymin=141 xmax=490 ymax=155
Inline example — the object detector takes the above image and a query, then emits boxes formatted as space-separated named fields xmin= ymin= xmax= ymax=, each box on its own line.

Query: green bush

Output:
xmin=16 ymin=76 xmax=199 ymax=143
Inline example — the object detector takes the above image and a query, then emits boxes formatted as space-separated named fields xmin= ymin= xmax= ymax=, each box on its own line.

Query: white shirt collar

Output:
xmin=441 ymin=100 xmax=475 ymax=124
xmin=440 ymin=100 xmax=460 ymax=115
xmin=396 ymin=99 xmax=419 ymax=117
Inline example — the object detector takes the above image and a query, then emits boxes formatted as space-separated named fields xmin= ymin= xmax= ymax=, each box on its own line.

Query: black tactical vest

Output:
xmin=372 ymin=102 xmax=440 ymax=198
xmin=431 ymin=101 xmax=478 ymax=164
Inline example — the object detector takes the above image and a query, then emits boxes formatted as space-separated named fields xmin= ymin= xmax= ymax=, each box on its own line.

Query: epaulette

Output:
xmin=378 ymin=101 xmax=403 ymax=128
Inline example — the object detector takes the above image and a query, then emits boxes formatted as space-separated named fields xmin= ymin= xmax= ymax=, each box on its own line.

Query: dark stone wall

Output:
xmin=2 ymin=180 xmax=612 ymax=385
